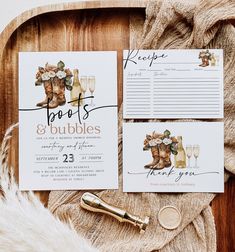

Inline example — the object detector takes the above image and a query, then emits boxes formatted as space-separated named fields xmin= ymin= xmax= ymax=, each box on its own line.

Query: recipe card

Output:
xmin=123 ymin=49 xmax=223 ymax=119
xmin=123 ymin=122 xmax=224 ymax=192
xmin=19 ymin=52 xmax=118 ymax=190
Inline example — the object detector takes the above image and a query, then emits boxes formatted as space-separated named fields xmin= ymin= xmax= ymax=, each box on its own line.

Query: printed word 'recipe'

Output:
xmin=123 ymin=49 xmax=168 ymax=69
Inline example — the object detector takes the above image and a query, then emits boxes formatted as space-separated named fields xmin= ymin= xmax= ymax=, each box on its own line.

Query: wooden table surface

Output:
xmin=0 ymin=2 xmax=234 ymax=251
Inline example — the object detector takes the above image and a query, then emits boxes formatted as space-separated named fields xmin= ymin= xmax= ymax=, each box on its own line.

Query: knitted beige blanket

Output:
xmin=48 ymin=0 xmax=235 ymax=251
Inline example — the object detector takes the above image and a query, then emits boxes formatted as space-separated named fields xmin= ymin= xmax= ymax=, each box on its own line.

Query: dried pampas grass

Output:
xmin=0 ymin=124 xmax=97 ymax=252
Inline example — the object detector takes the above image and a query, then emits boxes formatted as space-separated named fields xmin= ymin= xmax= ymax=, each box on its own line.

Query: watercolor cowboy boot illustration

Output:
xmin=154 ymin=143 xmax=172 ymax=169
xmin=45 ymin=68 xmax=73 ymax=109
xmin=47 ymin=78 xmax=66 ymax=109
xmin=143 ymin=133 xmax=161 ymax=169
xmin=57 ymin=79 xmax=66 ymax=106
xmin=164 ymin=145 xmax=172 ymax=167
xmin=57 ymin=69 xmax=73 ymax=105
xmin=35 ymin=65 xmax=56 ymax=107
xmin=143 ymin=145 xmax=160 ymax=168
xmin=36 ymin=80 xmax=53 ymax=107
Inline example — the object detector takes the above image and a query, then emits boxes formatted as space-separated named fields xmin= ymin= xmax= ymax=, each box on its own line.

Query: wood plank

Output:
xmin=0 ymin=0 xmax=148 ymax=60
xmin=212 ymin=177 xmax=235 ymax=252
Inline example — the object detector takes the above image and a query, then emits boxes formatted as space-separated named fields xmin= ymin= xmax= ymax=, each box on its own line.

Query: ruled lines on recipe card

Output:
xmin=123 ymin=49 xmax=224 ymax=119
xmin=124 ymin=76 xmax=152 ymax=117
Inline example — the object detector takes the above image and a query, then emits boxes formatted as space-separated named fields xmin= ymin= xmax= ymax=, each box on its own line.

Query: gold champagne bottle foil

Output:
xmin=80 ymin=192 xmax=150 ymax=233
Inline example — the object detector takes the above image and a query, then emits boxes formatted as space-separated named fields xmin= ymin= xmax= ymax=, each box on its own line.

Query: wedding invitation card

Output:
xmin=123 ymin=49 xmax=223 ymax=119
xmin=123 ymin=122 xmax=224 ymax=192
xmin=19 ymin=52 xmax=118 ymax=190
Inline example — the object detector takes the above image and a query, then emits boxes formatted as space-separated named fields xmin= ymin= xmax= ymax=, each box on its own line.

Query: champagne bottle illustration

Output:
xmin=174 ymin=136 xmax=186 ymax=168
xmin=71 ymin=69 xmax=83 ymax=106
xmin=210 ymin=53 xmax=216 ymax=66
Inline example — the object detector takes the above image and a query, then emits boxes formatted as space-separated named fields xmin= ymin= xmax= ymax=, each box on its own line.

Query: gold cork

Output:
xmin=80 ymin=192 xmax=149 ymax=234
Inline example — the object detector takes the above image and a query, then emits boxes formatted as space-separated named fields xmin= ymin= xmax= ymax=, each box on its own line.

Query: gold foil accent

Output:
xmin=80 ymin=192 xmax=149 ymax=233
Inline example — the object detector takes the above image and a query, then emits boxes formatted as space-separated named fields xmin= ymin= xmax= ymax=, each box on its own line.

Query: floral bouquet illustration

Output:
xmin=143 ymin=130 xmax=178 ymax=170
xmin=35 ymin=61 xmax=73 ymax=109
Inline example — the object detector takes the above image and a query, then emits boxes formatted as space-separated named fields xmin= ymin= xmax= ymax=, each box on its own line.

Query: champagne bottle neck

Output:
xmin=73 ymin=73 xmax=80 ymax=86
xmin=178 ymin=144 xmax=183 ymax=150
xmin=177 ymin=137 xmax=184 ymax=150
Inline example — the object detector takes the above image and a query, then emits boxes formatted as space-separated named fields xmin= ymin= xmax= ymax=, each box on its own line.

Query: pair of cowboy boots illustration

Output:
xmin=36 ymin=79 xmax=66 ymax=109
xmin=143 ymin=131 xmax=178 ymax=170
xmin=144 ymin=143 xmax=172 ymax=170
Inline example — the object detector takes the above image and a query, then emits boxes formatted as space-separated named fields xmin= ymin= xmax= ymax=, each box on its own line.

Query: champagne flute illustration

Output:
xmin=80 ymin=76 xmax=88 ymax=104
xmin=193 ymin=145 xmax=200 ymax=168
xmin=186 ymin=145 xmax=192 ymax=168
xmin=88 ymin=76 xmax=96 ymax=106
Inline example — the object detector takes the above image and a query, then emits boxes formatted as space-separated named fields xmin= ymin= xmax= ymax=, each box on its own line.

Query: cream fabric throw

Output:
xmin=48 ymin=0 xmax=235 ymax=251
